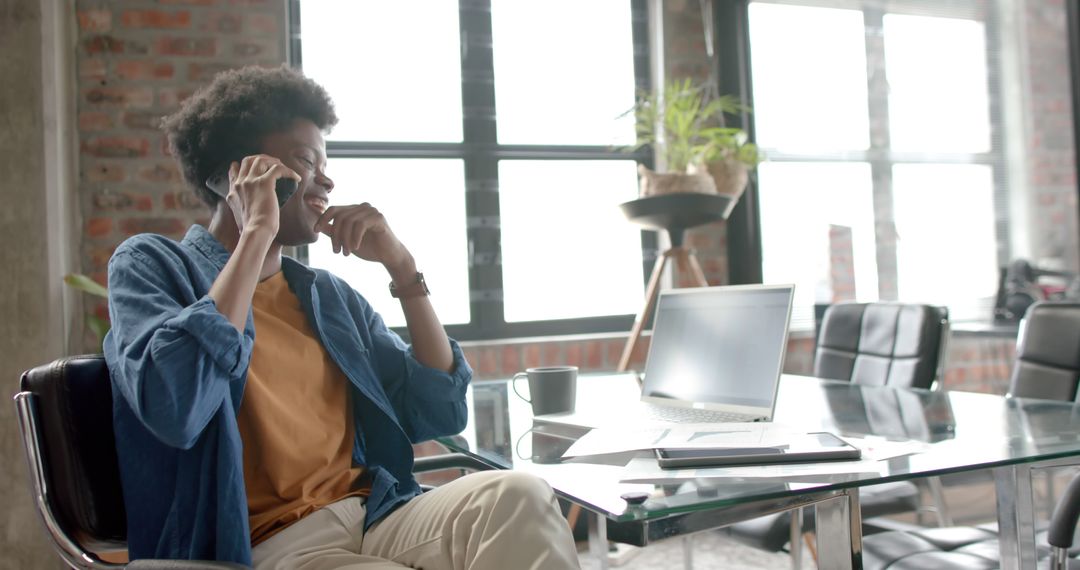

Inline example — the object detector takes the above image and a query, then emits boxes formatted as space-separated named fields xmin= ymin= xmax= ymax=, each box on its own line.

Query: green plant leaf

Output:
xmin=86 ymin=314 xmax=111 ymax=349
xmin=623 ymin=79 xmax=762 ymax=173
xmin=64 ymin=273 xmax=109 ymax=298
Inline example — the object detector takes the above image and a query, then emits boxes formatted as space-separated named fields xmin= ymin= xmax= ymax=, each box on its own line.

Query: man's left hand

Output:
xmin=314 ymin=203 xmax=412 ymax=271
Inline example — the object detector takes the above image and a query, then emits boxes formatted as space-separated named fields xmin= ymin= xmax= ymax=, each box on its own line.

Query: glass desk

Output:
xmin=439 ymin=373 xmax=1080 ymax=570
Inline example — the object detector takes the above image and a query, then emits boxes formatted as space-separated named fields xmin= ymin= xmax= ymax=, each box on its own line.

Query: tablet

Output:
xmin=654 ymin=432 xmax=861 ymax=469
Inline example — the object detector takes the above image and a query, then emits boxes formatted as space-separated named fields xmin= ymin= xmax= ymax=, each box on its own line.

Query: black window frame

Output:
xmin=288 ymin=0 xmax=656 ymax=341
xmin=723 ymin=0 xmax=1013 ymax=326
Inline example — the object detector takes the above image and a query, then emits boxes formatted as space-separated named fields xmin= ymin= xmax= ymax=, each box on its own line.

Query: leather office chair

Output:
xmin=724 ymin=302 xmax=952 ymax=567
xmin=14 ymin=354 xmax=490 ymax=569
xmin=858 ymin=469 xmax=1080 ymax=570
xmin=814 ymin=302 xmax=950 ymax=390
xmin=1006 ymin=302 xmax=1080 ymax=401
xmin=858 ymin=301 xmax=1080 ymax=569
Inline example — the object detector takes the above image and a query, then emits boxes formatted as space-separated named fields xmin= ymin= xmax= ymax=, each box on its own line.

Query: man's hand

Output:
xmin=314 ymin=203 xmax=413 ymax=273
xmin=225 ymin=154 xmax=301 ymax=237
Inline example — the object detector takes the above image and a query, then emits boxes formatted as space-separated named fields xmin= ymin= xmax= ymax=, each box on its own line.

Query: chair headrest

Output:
xmin=19 ymin=354 xmax=126 ymax=546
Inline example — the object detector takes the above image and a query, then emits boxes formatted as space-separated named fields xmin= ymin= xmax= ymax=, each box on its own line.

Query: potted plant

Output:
xmin=626 ymin=78 xmax=762 ymax=200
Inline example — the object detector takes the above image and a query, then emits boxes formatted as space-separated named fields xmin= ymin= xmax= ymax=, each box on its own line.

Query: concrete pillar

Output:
xmin=0 ymin=0 xmax=76 ymax=567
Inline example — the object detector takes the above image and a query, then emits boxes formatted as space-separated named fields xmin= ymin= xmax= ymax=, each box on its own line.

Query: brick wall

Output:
xmin=462 ymin=335 xmax=650 ymax=381
xmin=75 ymin=0 xmax=286 ymax=344
xmin=1025 ymin=0 xmax=1079 ymax=270
xmin=665 ymin=0 xmax=729 ymax=289
xmin=461 ymin=332 xmax=822 ymax=381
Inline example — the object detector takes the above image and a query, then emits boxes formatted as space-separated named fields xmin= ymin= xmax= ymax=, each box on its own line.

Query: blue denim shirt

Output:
xmin=103 ymin=225 xmax=472 ymax=566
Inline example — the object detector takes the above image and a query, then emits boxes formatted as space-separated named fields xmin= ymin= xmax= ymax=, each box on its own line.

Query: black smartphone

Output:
xmin=204 ymin=162 xmax=299 ymax=208
xmin=654 ymin=432 xmax=861 ymax=469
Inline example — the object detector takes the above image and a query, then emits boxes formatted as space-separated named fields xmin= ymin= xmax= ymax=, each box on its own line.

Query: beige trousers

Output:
xmin=251 ymin=471 xmax=581 ymax=570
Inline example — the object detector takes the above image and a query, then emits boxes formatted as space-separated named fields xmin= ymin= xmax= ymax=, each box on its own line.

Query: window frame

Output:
xmin=288 ymin=0 xmax=656 ymax=341
xmin=733 ymin=0 xmax=1011 ymax=325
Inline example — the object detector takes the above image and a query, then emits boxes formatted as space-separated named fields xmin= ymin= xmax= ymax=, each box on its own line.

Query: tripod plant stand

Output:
xmin=616 ymin=192 xmax=738 ymax=372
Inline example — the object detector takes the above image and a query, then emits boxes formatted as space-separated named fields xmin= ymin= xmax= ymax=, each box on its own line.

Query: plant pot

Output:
xmin=637 ymin=164 xmax=715 ymax=198
xmin=694 ymin=157 xmax=749 ymax=200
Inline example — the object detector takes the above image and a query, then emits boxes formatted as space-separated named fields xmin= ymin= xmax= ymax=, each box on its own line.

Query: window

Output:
xmin=291 ymin=0 xmax=651 ymax=337
xmin=748 ymin=1 xmax=1009 ymax=328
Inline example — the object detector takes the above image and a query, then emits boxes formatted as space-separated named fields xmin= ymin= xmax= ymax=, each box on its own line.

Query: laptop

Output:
xmin=534 ymin=284 xmax=795 ymax=430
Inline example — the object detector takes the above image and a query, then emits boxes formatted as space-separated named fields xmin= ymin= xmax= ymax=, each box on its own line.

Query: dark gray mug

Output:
xmin=511 ymin=366 xmax=578 ymax=416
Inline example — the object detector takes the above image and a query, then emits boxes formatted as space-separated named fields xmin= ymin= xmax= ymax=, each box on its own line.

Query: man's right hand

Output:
xmin=225 ymin=154 xmax=301 ymax=237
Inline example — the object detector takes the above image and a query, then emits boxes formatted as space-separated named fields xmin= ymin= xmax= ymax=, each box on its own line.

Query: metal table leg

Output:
xmin=995 ymin=464 xmax=1038 ymax=570
xmin=588 ymin=511 xmax=609 ymax=570
xmin=790 ymin=507 xmax=803 ymax=570
xmin=815 ymin=488 xmax=863 ymax=570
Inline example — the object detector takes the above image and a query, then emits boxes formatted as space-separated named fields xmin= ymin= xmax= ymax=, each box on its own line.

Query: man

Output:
xmin=104 ymin=65 xmax=580 ymax=570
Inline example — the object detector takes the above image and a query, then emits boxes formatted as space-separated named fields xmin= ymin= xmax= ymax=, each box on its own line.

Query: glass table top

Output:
xmin=438 ymin=373 xmax=1080 ymax=524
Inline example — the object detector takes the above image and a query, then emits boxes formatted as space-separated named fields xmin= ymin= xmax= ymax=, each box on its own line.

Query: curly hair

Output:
xmin=161 ymin=65 xmax=338 ymax=206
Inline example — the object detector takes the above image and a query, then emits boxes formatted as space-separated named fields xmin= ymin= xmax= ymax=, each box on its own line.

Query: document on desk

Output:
xmin=562 ymin=422 xmax=801 ymax=459
xmin=840 ymin=435 xmax=931 ymax=461
xmin=618 ymin=456 xmax=885 ymax=484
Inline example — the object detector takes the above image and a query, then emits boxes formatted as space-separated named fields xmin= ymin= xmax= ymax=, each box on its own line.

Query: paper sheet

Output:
xmin=841 ymin=436 xmax=931 ymax=461
xmin=562 ymin=423 xmax=802 ymax=458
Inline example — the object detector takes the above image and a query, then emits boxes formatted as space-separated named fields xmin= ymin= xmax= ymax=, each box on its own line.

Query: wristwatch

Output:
xmin=389 ymin=272 xmax=430 ymax=299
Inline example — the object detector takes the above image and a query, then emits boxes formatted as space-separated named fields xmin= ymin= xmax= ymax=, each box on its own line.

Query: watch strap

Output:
xmin=389 ymin=272 xmax=430 ymax=299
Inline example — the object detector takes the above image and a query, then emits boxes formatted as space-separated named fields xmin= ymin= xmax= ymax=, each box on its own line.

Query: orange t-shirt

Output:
xmin=238 ymin=271 xmax=368 ymax=546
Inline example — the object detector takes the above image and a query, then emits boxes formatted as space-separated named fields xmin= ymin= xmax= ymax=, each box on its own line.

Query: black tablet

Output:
xmin=654 ymin=432 xmax=861 ymax=469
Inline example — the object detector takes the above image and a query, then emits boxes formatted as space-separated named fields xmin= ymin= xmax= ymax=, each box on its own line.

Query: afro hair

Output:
xmin=161 ymin=65 xmax=338 ymax=206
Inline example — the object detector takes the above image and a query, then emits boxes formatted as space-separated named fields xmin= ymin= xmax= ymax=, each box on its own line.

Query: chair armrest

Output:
xmin=127 ymin=561 xmax=250 ymax=569
xmin=413 ymin=452 xmax=497 ymax=474
xmin=1048 ymin=472 xmax=1080 ymax=548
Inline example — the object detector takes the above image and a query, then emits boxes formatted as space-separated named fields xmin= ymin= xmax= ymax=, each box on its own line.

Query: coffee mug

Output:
xmin=511 ymin=366 xmax=578 ymax=416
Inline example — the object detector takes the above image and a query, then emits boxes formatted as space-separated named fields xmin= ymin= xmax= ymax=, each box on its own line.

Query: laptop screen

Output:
xmin=642 ymin=285 xmax=794 ymax=410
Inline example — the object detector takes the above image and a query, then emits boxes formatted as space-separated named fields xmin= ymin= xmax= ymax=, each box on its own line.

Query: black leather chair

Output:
xmin=724 ymin=302 xmax=952 ymax=566
xmin=1006 ymin=302 xmax=1080 ymax=401
xmin=14 ymin=354 xmax=491 ymax=569
xmin=815 ymin=302 xmax=950 ymax=390
xmin=859 ymin=302 xmax=1080 ymax=569
xmin=860 ymin=470 xmax=1080 ymax=570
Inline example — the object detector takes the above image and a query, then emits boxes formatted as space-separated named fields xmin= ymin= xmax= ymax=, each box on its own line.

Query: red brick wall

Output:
xmin=1025 ymin=0 xmax=1079 ymax=270
xmin=75 ymin=0 xmax=286 ymax=341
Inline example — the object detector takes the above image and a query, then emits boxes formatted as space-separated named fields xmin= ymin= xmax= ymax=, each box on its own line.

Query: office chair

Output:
xmin=1006 ymin=302 xmax=1080 ymax=401
xmin=857 ymin=301 xmax=1080 ymax=569
xmin=858 ymin=469 xmax=1080 ymax=570
xmin=14 ymin=354 xmax=491 ymax=569
xmin=814 ymin=302 xmax=951 ymax=390
xmin=724 ymin=302 xmax=952 ymax=568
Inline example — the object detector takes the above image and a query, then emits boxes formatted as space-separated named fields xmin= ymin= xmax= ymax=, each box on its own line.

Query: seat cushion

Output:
xmin=863 ymin=524 xmax=1068 ymax=570
xmin=908 ymin=526 xmax=997 ymax=550
xmin=863 ymin=531 xmax=940 ymax=570
xmin=887 ymin=551 xmax=1000 ymax=570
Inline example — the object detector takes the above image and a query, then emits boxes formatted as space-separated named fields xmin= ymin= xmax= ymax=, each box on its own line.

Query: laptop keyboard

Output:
xmin=643 ymin=403 xmax=759 ymax=424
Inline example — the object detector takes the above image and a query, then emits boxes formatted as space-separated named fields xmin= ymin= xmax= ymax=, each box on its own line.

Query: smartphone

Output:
xmin=654 ymin=432 xmax=861 ymax=469
xmin=204 ymin=162 xmax=299 ymax=208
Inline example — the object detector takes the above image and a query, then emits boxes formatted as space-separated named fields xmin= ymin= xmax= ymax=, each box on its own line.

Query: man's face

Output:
xmin=259 ymin=118 xmax=334 ymax=246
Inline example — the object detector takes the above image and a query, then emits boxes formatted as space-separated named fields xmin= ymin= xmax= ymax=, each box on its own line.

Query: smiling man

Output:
xmin=103 ymin=65 xmax=580 ymax=570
